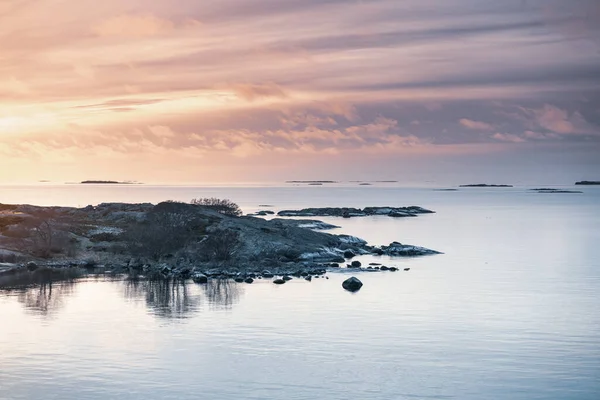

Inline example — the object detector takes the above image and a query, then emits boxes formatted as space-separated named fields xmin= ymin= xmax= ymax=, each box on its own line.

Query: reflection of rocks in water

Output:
xmin=203 ymin=279 xmax=242 ymax=310
xmin=16 ymin=281 xmax=76 ymax=317
xmin=0 ymin=268 xmax=82 ymax=317
xmin=122 ymin=278 xmax=245 ymax=317
xmin=123 ymin=279 xmax=202 ymax=319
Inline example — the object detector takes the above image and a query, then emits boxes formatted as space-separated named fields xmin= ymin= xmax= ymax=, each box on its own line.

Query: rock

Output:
xmin=389 ymin=267 xmax=398 ymax=271
xmin=192 ymin=273 xmax=208 ymax=284
xmin=282 ymin=275 xmax=293 ymax=281
xmin=234 ymin=277 xmax=244 ymax=283
xmin=330 ymin=263 xmax=340 ymax=268
xmin=244 ymin=277 xmax=254 ymax=284
xmin=305 ymin=276 xmax=312 ymax=281
xmin=26 ymin=261 xmax=38 ymax=272
xmin=273 ymin=278 xmax=286 ymax=284
xmin=369 ymin=263 xmax=381 ymax=266
xmin=262 ymin=270 xmax=274 ymax=278
xmin=351 ymin=260 xmax=362 ymax=268
xmin=380 ymin=266 xmax=389 ymax=271
xmin=404 ymin=268 xmax=410 ymax=271
xmin=371 ymin=248 xmax=384 ymax=255
xmin=380 ymin=242 xmax=441 ymax=256
xmin=344 ymin=250 xmax=356 ymax=259
xmin=342 ymin=277 xmax=363 ymax=292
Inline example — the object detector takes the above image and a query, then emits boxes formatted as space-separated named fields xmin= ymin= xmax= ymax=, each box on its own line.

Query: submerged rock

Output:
xmin=342 ymin=277 xmax=363 ymax=292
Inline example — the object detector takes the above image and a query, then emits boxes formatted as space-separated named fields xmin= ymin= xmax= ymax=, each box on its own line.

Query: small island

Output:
xmin=286 ymin=180 xmax=337 ymax=184
xmin=530 ymin=188 xmax=582 ymax=194
xmin=80 ymin=180 xmax=141 ymax=184
xmin=459 ymin=184 xmax=513 ymax=188
xmin=575 ymin=181 xmax=600 ymax=186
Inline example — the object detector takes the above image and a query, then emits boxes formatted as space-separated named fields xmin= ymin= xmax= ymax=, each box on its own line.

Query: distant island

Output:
xmin=286 ymin=181 xmax=337 ymax=184
xmin=80 ymin=180 xmax=141 ymax=184
xmin=531 ymin=188 xmax=582 ymax=194
xmin=459 ymin=184 xmax=513 ymax=188
xmin=575 ymin=181 xmax=600 ymax=185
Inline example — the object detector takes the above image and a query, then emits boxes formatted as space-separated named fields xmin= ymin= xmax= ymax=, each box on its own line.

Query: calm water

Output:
xmin=1 ymin=184 xmax=599 ymax=399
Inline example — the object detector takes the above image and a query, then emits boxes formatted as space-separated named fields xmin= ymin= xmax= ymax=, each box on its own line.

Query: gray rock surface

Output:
xmin=342 ymin=277 xmax=363 ymax=292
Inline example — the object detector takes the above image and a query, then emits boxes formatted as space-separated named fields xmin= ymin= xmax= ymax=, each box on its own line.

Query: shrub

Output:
xmin=191 ymin=198 xmax=242 ymax=217
xmin=201 ymin=229 xmax=241 ymax=261
xmin=122 ymin=201 xmax=208 ymax=260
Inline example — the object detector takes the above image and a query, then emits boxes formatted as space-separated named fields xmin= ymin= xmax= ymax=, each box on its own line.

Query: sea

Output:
xmin=0 ymin=183 xmax=599 ymax=400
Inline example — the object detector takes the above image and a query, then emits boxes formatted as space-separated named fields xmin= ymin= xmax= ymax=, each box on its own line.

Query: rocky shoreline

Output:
xmin=277 ymin=206 xmax=435 ymax=218
xmin=0 ymin=201 xmax=441 ymax=288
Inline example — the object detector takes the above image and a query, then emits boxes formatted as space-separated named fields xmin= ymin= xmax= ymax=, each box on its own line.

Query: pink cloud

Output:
xmin=459 ymin=118 xmax=494 ymax=131
xmin=230 ymin=83 xmax=288 ymax=101
xmin=92 ymin=14 xmax=175 ymax=37
xmin=492 ymin=133 xmax=525 ymax=143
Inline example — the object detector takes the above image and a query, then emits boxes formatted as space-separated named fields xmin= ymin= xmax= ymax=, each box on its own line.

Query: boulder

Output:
xmin=234 ymin=277 xmax=244 ymax=283
xmin=305 ymin=276 xmax=312 ymax=281
xmin=26 ymin=261 xmax=38 ymax=272
xmin=192 ymin=273 xmax=208 ymax=284
xmin=389 ymin=267 xmax=398 ymax=272
xmin=351 ymin=260 xmax=362 ymax=268
xmin=282 ymin=275 xmax=293 ymax=281
xmin=342 ymin=277 xmax=363 ymax=292
xmin=404 ymin=268 xmax=410 ymax=271
xmin=329 ymin=263 xmax=340 ymax=268
xmin=273 ymin=278 xmax=286 ymax=284
xmin=380 ymin=266 xmax=389 ymax=271
xmin=244 ymin=277 xmax=254 ymax=284
xmin=343 ymin=250 xmax=356 ymax=259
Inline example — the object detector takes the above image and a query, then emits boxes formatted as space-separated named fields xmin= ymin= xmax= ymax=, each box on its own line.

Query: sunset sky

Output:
xmin=1 ymin=0 xmax=599 ymax=184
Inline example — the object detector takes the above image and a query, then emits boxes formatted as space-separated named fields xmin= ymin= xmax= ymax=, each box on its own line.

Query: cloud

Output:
xmin=459 ymin=118 xmax=494 ymax=131
xmin=532 ymin=104 xmax=584 ymax=134
xmin=492 ymin=133 xmax=526 ymax=143
xmin=230 ymin=83 xmax=288 ymax=101
xmin=92 ymin=14 xmax=175 ymax=37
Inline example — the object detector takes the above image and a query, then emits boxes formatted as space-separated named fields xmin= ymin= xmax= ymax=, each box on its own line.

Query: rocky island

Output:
xmin=575 ymin=181 xmax=600 ymax=185
xmin=80 ymin=180 xmax=140 ymax=184
xmin=459 ymin=184 xmax=513 ymax=188
xmin=0 ymin=199 xmax=441 ymax=287
xmin=531 ymin=188 xmax=582 ymax=194
xmin=277 ymin=206 xmax=434 ymax=218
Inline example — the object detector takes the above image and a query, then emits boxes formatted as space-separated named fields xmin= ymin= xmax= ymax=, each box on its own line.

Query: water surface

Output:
xmin=1 ymin=185 xmax=599 ymax=399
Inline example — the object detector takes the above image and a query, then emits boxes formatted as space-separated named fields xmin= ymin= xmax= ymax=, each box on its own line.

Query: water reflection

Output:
xmin=0 ymin=268 xmax=82 ymax=317
xmin=122 ymin=278 xmax=244 ymax=318
xmin=15 ymin=281 xmax=76 ymax=317
xmin=124 ymin=279 xmax=202 ymax=319
xmin=202 ymin=279 xmax=242 ymax=310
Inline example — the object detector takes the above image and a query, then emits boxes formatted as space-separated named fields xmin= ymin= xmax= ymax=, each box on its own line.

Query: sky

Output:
xmin=0 ymin=0 xmax=599 ymax=184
